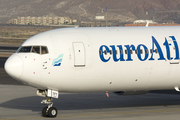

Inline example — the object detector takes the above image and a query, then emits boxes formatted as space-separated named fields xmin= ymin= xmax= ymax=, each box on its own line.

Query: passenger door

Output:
xmin=73 ymin=42 xmax=86 ymax=67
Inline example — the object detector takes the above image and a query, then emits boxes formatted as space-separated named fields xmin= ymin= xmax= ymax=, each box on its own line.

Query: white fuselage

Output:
xmin=4 ymin=26 xmax=180 ymax=92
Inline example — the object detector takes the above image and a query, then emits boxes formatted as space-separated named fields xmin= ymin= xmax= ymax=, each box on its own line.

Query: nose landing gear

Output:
xmin=41 ymin=97 xmax=58 ymax=117
xmin=37 ymin=89 xmax=59 ymax=118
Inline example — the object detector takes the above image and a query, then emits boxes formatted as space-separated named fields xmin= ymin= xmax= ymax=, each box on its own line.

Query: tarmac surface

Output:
xmin=1 ymin=54 xmax=180 ymax=119
xmin=0 ymin=46 xmax=19 ymax=57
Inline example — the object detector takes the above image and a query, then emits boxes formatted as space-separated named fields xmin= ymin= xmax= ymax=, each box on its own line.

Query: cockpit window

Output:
xmin=32 ymin=46 xmax=40 ymax=54
xmin=41 ymin=46 xmax=48 ymax=54
xmin=18 ymin=46 xmax=49 ymax=55
xmin=18 ymin=46 xmax=32 ymax=53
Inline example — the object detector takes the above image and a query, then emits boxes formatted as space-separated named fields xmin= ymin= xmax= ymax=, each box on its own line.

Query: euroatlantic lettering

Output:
xmin=99 ymin=36 xmax=180 ymax=62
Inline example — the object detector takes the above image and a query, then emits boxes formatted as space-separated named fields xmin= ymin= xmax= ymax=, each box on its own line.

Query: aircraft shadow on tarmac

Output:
xmin=1 ymin=93 xmax=180 ymax=112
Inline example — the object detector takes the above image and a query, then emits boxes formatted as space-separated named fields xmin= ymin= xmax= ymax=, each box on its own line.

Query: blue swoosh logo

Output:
xmin=52 ymin=54 xmax=64 ymax=66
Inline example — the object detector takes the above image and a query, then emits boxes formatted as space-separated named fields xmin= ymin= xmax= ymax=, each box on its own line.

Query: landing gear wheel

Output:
xmin=42 ymin=106 xmax=48 ymax=117
xmin=40 ymin=91 xmax=58 ymax=117
xmin=48 ymin=107 xmax=57 ymax=117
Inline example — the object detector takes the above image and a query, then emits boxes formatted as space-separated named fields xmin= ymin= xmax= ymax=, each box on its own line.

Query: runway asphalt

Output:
xmin=1 ymin=85 xmax=180 ymax=120
xmin=0 ymin=46 xmax=18 ymax=50
xmin=1 ymin=53 xmax=180 ymax=119
xmin=0 ymin=46 xmax=19 ymax=57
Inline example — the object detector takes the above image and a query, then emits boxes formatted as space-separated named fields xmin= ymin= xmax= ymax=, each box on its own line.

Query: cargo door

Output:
xmin=73 ymin=42 xmax=85 ymax=67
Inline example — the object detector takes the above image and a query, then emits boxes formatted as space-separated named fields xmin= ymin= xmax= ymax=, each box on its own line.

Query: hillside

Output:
xmin=0 ymin=0 xmax=180 ymax=24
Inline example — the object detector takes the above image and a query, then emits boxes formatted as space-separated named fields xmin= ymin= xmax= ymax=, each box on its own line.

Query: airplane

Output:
xmin=4 ymin=26 xmax=180 ymax=117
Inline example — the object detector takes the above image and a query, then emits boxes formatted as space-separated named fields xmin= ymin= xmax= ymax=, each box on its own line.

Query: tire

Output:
xmin=42 ymin=106 xmax=48 ymax=117
xmin=48 ymin=107 xmax=58 ymax=117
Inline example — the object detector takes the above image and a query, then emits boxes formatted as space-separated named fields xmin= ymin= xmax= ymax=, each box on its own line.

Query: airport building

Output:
xmin=8 ymin=16 xmax=74 ymax=25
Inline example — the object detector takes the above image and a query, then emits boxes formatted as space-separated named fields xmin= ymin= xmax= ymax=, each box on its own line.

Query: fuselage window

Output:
xmin=99 ymin=50 xmax=102 ymax=55
xmin=155 ymin=49 xmax=158 ymax=53
xmin=150 ymin=49 xmax=153 ymax=53
xmin=32 ymin=46 xmax=40 ymax=54
xmin=104 ymin=50 xmax=107 ymax=55
xmin=145 ymin=49 xmax=148 ymax=54
xmin=18 ymin=46 xmax=32 ymax=53
xmin=140 ymin=49 xmax=143 ymax=54
xmin=125 ymin=50 xmax=128 ymax=54
xmin=130 ymin=50 xmax=133 ymax=54
xmin=120 ymin=50 xmax=123 ymax=55
xmin=135 ymin=49 xmax=138 ymax=54
xmin=41 ymin=46 xmax=49 ymax=54
xmin=109 ymin=50 xmax=112 ymax=55
xmin=115 ymin=50 xmax=117 ymax=54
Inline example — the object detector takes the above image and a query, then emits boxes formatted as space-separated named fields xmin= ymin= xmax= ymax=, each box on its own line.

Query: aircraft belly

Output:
xmin=50 ymin=60 xmax=180 ymax=92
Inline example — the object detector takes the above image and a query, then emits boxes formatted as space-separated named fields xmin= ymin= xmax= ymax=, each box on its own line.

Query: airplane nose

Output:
xmin=4 ymin=54 xmax=23 ymax=79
